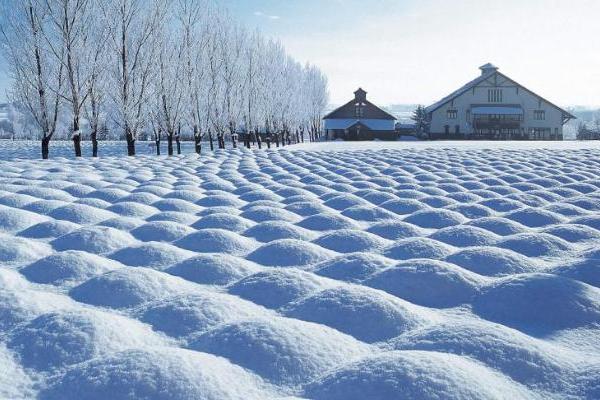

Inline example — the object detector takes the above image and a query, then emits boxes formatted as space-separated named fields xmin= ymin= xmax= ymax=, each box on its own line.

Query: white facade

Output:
xmin=427 ymin=64 xmax=575 ymax=140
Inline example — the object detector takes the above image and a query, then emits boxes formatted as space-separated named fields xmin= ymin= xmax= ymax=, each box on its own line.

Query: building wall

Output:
xmin=324 ymin=119 xmax=396 ymax=131
xmin=429 ymin=74 xmax=565 ymax=139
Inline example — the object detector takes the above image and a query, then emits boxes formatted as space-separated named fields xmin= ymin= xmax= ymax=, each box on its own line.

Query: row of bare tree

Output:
xmin=0 ymin=0 xmax=329 ymax=159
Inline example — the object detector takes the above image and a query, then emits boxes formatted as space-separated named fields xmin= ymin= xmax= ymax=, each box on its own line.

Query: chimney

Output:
xmin=479 ymin=63 xmax=499 ymax=76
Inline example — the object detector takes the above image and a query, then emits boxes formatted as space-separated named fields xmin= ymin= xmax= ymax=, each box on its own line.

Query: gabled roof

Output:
xmin=324 ymin=88 xmax=397 ymax=121
xmin=426 ymin=65 xmax=576 ymax=119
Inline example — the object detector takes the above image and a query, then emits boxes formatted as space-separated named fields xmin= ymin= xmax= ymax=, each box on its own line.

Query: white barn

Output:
xmin=426 ymin=64 xmax=575 ymax=140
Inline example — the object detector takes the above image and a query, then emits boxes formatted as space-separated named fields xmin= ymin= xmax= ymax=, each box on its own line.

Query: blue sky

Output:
xmin=2 ymin=0 xmax=600 ymax=107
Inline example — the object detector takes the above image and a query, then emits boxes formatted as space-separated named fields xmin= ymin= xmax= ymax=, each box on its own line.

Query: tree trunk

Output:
xmin=41 ymin=137 xmax=50 ymax=160
xmin=167 ymin=134 xmax=174 ymax=156
xmin=193 ymin=126 xmax=201 ymax=155
xmin=275 ymin=133 xmax=280 ymax=147
xmin=126 ymin=127 xmax=136 ymax=156
xmin=208 ymin=130 xmax=214 ymax=151
xmin=266 ymin=138 xmax=271 ymax=149
xmin=257 ymin=133 xmax=262 ymax=149
xmin=91 ymin=131 xmax=98 ymax=157
xmin=73 ymin=120 xmax=82 ymax=157
xmin=281 ymin=132 xmax=285 ymax=147
xmin=176 ymin=136 xmax=181 ymax=155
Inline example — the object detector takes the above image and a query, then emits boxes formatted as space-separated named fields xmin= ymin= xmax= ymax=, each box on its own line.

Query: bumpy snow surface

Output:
xmin=1 ymin=141 xmax=600 ymax=400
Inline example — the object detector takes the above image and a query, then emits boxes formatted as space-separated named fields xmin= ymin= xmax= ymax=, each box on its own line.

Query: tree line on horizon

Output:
xmin=0 ymin=0 xmax=329 ymax=159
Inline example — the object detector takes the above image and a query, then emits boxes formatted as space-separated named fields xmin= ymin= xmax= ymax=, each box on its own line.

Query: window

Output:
xmin=455 ymin=125 xmax=460 ymax=135
xmin=534 ymin=110 xmax=545 ymax=120
xmin=444 ymin=125 xmax=450 ymax=135
xmin=488 ymin=89 xmax=503 ymax=103
xmin=355 ymin=104 xmax=364 ymax=118
xmin=529 ymin=127 xmax=551 ymax=140
xmin=447 ymin=109 xmax=458 ymax=119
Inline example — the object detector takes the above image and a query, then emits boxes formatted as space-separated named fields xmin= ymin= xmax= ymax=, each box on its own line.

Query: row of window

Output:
xmin=488 ymin=89 xmax=503 ymax=103
xmin=446 ymin=109 xmax=546 ymax=120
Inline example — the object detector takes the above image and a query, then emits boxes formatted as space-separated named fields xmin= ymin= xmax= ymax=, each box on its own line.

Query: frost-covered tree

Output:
xmin=0 ymin=0 xmax=64 ymax=159
xmin=411 ymin=105 xmax=430 ymax=138
xmin=101 ymin=0 xmax=166 ymax=156
xmin=2 ymin=0 xmax=329 ymax=157
xmin=42 ymin=0 xmax=101 ymax=157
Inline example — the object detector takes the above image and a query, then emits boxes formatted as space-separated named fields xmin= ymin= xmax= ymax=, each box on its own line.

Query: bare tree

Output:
xmin=41 ymin=0 xmax=97 ymax=157
xmin=152 ymin=14 xmax=185 ymax=156
xmin=102 ymin=0 xmax=166 ymax=156
xmin=0 ymin=0 xmax=64 ymax=159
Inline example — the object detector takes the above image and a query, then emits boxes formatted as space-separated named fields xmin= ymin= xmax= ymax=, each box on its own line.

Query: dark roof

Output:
xmin=426 ymin=66 xmax=576 ymax=119
xmin=324 ymin=88 xmax=397 ymax=121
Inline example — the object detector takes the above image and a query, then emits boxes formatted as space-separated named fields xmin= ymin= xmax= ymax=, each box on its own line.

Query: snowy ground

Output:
xmin=0 ymin=141 xmax=599 ymax=399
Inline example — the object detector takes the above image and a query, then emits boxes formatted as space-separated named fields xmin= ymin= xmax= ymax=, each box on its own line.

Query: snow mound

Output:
xmin=175 ymin=229 xmax=255 ymax=255
xmin=498 ymin=233 xmax=573 ymax=257
xmin=380 ymin=198 xmax=428 ymax=215
xmin=197 ymin=194 xmax=245 ymax=208
xmin=241 ymin=206 xmax=299 ymax=223
xmin=138 ymin=292 xmax=270 ymax=338
xmin=0 ymin=234 xmax=52 ymax=264
xmin=297 ymin=213 xmax=359 ymax=231
xmin=473 ymin=273 xmax=600 ymax=334
xmin=69 ymin=268 xmax=197 ymax=309
xmin=0 ymin=269 xmax=77 ymax=330
xmin=429 ymin=225 xmax=499 ymax=247
xmin=468 ymin=216 xmax=527 ymax=236
xmin=323 ymin=194 xmax=369 ymax=210
xmin=390 ymin=320 xmax=591 ymax=395
xmin=505 ymin=208 xmax=565 ymax=227
xmin=312 ymin=253 xmax=393 ymax=282
xmin=366 ymin=260 xmax=484 ymax=308
xmin=0 ymin=205 xmax=49 ymax=232
xmin=543 ymin=224 xmax=600 ymax=243
xmin=189 ymin=317 xmax=370 ymax=386
xmin=52 ymin=226 xmax=137 ymax=254
xmin=305 ymin=350 xmax=537 ymax=400
xmin=553 ymin=251 xmax=600 ymax=288
xmin=445 ymin=247 xmax=539 ymax=276
xmin=49 ymin=204 xmax=117 ymax=224
xmin=152 ymin=198 xmax=203 ymax=213
xmin=0 ymin=344 xmax=34 ymax=400
xmin=106 ymin=202 xmax=157 ymax=218
xmin=341 ymin=205 xmax=396 ymax=221
xmin=248 ymin=239 xmax=335 ymax=267
xmin=18 ymin=220 xmax=80 ymax=239
xmin=130 ymin=221 xmax=195 ymax=242
xmin=192 ymin=213 xmax=254 ymax=232
xmin=284 ymin=286 xmax=429 ymax=343
xmin=384 ymin=237 xmax=454 ymax=260
xmin=228 ymin=269 xmax=333 ymax=309
xmin=314 ymin=230 xmax=387 ymax=253
xmin=367 ymin=221 xmax=424 ymax=240
xmin=403 ymin=209 xmax=467 ymax=229
xmin=244 ymin=221 xmax=315 ymax=242
xmin=20 ymin=251 xmax=123 ymax=285
xmin=40 ymin=348 xmax=275 ymax=400
xmin=8 ymin=309 xmax=163 ymax=371
xmin=167 ymin=254 xmax=261 ymax=285
xmin=109 ymin=242 xmax=194 ymax=270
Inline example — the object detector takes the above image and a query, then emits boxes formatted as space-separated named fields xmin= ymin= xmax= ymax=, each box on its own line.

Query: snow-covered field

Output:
xmin=0 ymin=141 xmax=599 ymax=399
